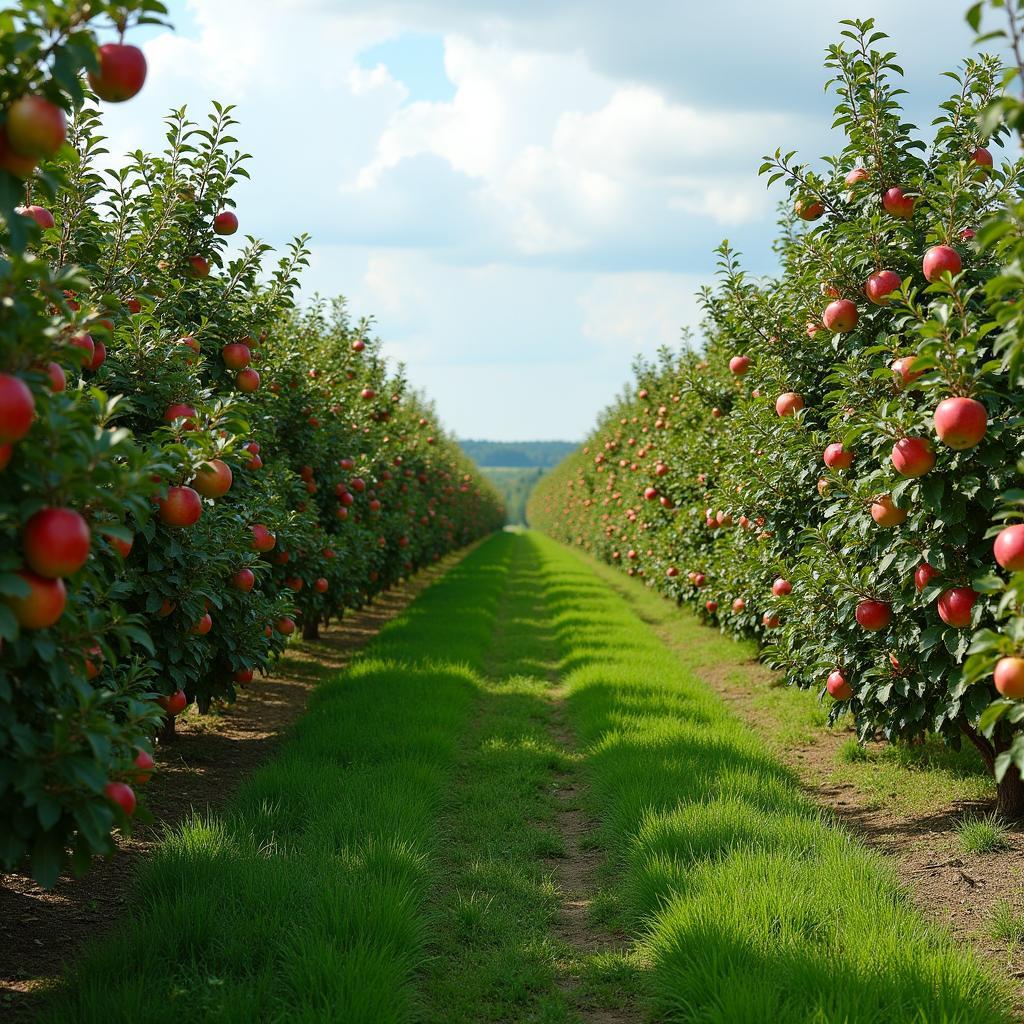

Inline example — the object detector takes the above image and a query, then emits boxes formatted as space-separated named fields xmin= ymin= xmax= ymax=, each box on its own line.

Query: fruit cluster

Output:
xmin=530 ymin=18 xmax=1024 ymax=814
xmin=0 ymin=2 xmax=502 ymax=887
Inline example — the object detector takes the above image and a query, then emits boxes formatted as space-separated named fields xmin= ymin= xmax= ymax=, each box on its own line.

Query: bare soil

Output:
xmin=0 ymin=552 xmax=464 ymax=1023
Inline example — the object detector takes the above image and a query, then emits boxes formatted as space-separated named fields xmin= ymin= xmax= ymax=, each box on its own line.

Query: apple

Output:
xmin=157 ymin=689 xmax=188 ymax=716
xmin=158 ymin=485 xmax=203 ymax=527
xmin=125 ymin=297 xmax=141 ymax=314
xmin=776 ymin=392 xmax=804 ymax=417
xmin=156 ymin=598 xmax=174 ymax=617
xmin=286 ymin=577 xmax=304 ymax=592
xmin=67 ymin=333 xmax=95 ymax=367
xmin=823 ymin=443 xmax=853 ymax=470
xmin=361 ymin=388 xmax=376 ymax=400
xmin=236 ymin=368 xmax=260 ymax=392
xmin=937 ymin=587 xmax=977 ymax=629
xmin=232 ymin=568 xmax=255 ymax=592
xmin=845 ymin=167 xmax=869 ymax=186
xmin=826 ymin=669 xmax=853 ymax=700
xmin=276 ymin=616 xmax=296 ymax=635
xmin=214 ymin=210 xmax=238 ymax=235
xmin=694 ymin=573 xmax=706 ymax=587
xmin=43 ymin=361 xmax=65 ymax=392
xmin=705 ymin=600 xmax=719 ymax=613
xmin=5 ymin=569 xmax=66 ymax=628
xmin=5 ymin=95 xmax=66 ymax=157
xmin=221 ymin=342 xmax=251 ymax=369
xmin=865 ymin=270 xmax=901 ymax=305
xmin=795 ymin=198 xmax=824 ymax=220
xmin=187 ymin=255 xmax=210 ymax=278
xmin=644 ymin=487 xmax=658 ymax=501
xmin=351 ymin=477 xmax=367 ymax=493
xmin=923 ymin=245 xmax=962 ymax=282
xmin=190 ymin=613 xmax=212 ymax=635
xmin=103 ymin=530 xmax=133 ymax=559
xmin=970 ymin=147 xmax=993 ymax=172
xmin=17 ymin=204 xmax=54 ymax=228
xmin=314 ymin=578 xmax=328 ymax=592
xmin=891 ymin=437 xmax=935 ymax=478
xmin=163 ymin=403 xmax=198 ymax=429
xmin=763 ymin=612 xmax=780 ymax=627
xmin=179 ymin=335 xmax=201 ymax=357
xmin=0 ymin=128 xmax=37 ymax=176
xmin=882 ymin=186 xmax=914 ymax=218
xmin=994 ymin=524 xmax=1024 ymax=572
xmin=251 ymin=524 xmax=276 ymax=552
xmin=891 ymin=356 xmax=923 ymax=389
xmin=914 ymin=562 xmax=940 ymax=591
xmin=352 ymin=339 xmax=366 ymax=352
xmin=88 ymin=43 xmax=147 ymax=102
xmin=823 ymin=299 xmax=858 ymax=333
xmin=732 ymin=598 xmax=746 ymax=612
xmin=772 ymin=578 xmax=792 ymax=596
xmin=729 ymin=355 xmax=751 ymax=375
xmin=104 ymin=781 xmax=136 ymax=816
xmin=0 ymin=374 xmax=35 ymax=443
xmin=855 ymin=599 xmax=891 ymax=631
xmin=132 ymin=748 xmax=155 ymax=785
xmin=246 ymin=453 xmax=263 ymax=470
xmin=84 ymin=644 xmax=104 ymax=678
xmin=934 ymin=396 xmax=986 ymax=450
xmin=666 ymin=566 xmax=679 ymax=578
xmin=192 ymin=459 xmax=233 ymax=499
xmin=234 ymin=668 xmax=254 ymax=684
xmin=23 ymin=507 xmax=91 ymax=577
xmin=86 ymin=340 xmax=106 ymax=372
xmin=994 ymin=657 xmax=1024 ymax=699
xmin=870 ymin=495 xmax=907 ymax=528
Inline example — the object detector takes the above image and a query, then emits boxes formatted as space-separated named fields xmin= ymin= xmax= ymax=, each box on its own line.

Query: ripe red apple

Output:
xmin=934 ymin=396 xmax=986 ymax=450
xmin=17 ymin=204 xmax=54 ymax=228
xmin=86 ymin=340 xmax=106 ymax=372
xmin=891 ymin=356 xmax=923 ymax=389
xmin=882 ymin=186 xmax=914 ymax=218
xmin=192 ymin=459 xmax=233 ymax=498
xmin=163 ymin=403 xmax=198 ymax=429
xmin=705 ymin=600 xmax=719 ymax=613
xmin=776 ymin=392 xmax=804 ymax=417
xmin=732 ymin=597 xmax=746 ymax=612
xmin=221 ymin=342 xmax=251 ymax=369
xmin=157 ymin=689 xmax=188 ymax=716
xmin=276 ymin=616 xmax=296 ymax=635
xmin=361 ymin=388 xmax=375 ymax=400
xmin=855 ymin=599 xmax=891 ymax=631
xmin=132 ymin=748 xmax=155 ymax=785
xmin=937 ymin=586 xmax=977 ymax=629
xmin=845 ymin=167 xmax=869 ymax=186
xmin=5 ymin=569 xmax=66 ymax=628
xmin=234 ymin=668 xmax=254 ymax=684
xmin=251 ymin=524 xmax=276 ymax=551
xmin=179 ymin=335 xmax=201 ymax=357
xmin=124 ymin=297 xmax=141 ymax=314
xmin=729 ymin=355 xmax=750 ymax=375
xmin=187 ymin=255 xmax=210 ymax=278
xmin=693 ymin=573 xmax=706 ymax=587
xmin=666 ymin=566 xmax=679 ymax=578
xmin=232 ymin=568 xmax=255 ymax=592
xmin=286 ymin=577 xmax=304 ymax=592
xmin=826 ymin=669 xmax=853 ymax=700
xmin=0 ymin=128 xmax=38 ymax=176
xmin=865 ymin=269 xmax=901 ymax=305
xmin=352 ymin=339 xmax=366 ymax=352
xmin=994 ymin=657 xmax=1024 ymax=699
xmin=891 ymin=437 xmax=935 ymax=478
xmin=970 ymin=147 xmax=993 ymax=172
xmin=795 ymin=198 xmax=824 ymax=220
xmin=994 ymin=524 xmax=1024 ymax=572
xmin=6 ymin=95 xmax=66 ymax=157
xmin=823 ymin=298 xmax=858 ymax=333
xmin=104 ymin=781 xmax=136 ymax=816
xmin=870 ymin=495 xmax=907 ymax=528
xmin=23 ymin=507 xmax=91 ymax=577
xmin=914 ymin=562 xmax=939 ymax=591
xmin=88 ymin=43 xmax=147 ymax=102
xmin=772 ymin=578 xmax=792 ymax=596
xmin=922 ymin=245 xmax=962 ymax=283
xmin=823 ymin=443 xmax=853 ymax=470
xmin=644 ymin=487 xmax=658 ymax=501
xmin=314 ymin=578 xmax=328 ymax=593
xmin=190 ymin=613 xmax=212 ymax=635
xmin=214 ymin=210 xmax=238 ymax=235
xmin=68 ymin=332 xmax=95 ymax=367
xmin=236 ymin=368 xmax=260 ymax=392
xmin=44 ymin=361 xmax=65 ymax=392
xmin=158 ymin=485 xmax=202 ymax=527
xmin=762 ymin=612 xmax=780 ymax=628
xmin=0 ymin=374 xmax=35 ymax=442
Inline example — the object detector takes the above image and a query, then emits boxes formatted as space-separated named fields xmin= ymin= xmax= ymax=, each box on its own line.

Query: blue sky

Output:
xmin=99 ymin=0 xmax=993 ymax=441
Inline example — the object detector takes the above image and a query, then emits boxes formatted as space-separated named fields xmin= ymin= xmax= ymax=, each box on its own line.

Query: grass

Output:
xmin=990 ymin=899 xmax=1024 ymax=944
xmin=958 ymin=814 xmax=1011 ymax=855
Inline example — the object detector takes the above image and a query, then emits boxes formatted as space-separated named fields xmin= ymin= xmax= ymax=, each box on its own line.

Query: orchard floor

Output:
xmin=9 ymin=532 xmax=1018 ymax=1023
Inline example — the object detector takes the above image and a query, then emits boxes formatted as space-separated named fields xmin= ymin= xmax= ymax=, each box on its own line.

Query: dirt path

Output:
xmin=0 ymin=548 xmax=470 ymax=1023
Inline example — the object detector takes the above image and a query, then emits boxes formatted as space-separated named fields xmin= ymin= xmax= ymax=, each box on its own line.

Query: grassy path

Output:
xmin=38 ymin=532 xmax=1011 ymax=1023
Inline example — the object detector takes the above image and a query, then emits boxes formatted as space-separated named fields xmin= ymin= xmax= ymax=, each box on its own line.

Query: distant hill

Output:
xmin=459 ymin=439 xmax=576 ymax=469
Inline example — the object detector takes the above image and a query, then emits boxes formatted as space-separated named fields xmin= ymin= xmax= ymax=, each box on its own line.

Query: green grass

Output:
xmin=990 ymin=899 xmax=1024 ymax=944
xmin=958 ymin=814 xmax=1011 ymax=855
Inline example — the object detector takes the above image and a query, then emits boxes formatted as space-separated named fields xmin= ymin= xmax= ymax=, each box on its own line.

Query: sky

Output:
xmin=96 ymin=0 xmax=995 ymax=441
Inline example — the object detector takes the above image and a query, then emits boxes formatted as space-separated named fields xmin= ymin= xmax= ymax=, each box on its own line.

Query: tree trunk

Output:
xmin=158 ymin=713 xmax=176 ymax=744
xmin=962 ymin=722 xmax=1024 ymax=819
xmin=302 ymin=616 xmax=320 ymax=641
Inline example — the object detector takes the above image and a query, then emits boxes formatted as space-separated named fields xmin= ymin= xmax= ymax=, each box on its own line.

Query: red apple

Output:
xmin=187 ymin=255 xmax=210 ymax=278
xmin=23 ymin=507 xmax=90 ymax=577
xmin=214 ymin=210 xmax=238 ymax=235
xmin=45 ymin=361 xmax=65 ymax=392
xmin=234 ymin=668 xmax=254 ymax=685
xmin=352 ymin=339 xmax=366 ymax=352
xmin=232 ymin=568 xmax=255 ymax=592
xmin=855 ymin=599 xmax=891 ymax=631
xmin=937 ymin=586 xmax=977 ymax=629
xmin=221 ymin=342 xmax=251 ymax=369
xmin=845 ymin=167 xmax=869 ymax=186
xmin=922 ymin=245 xmax=962 ymax=283
xmin=251 ymin=524 xmax=276 ymax=552
xmin=190 ymin=613 xmax=212 ymax=635
xmin=314 ymin=578 xmax=328 ymax=592
xmin=276 ymin=616 xmax=296 ymax=635
xmin=882 ymin=186 xmax=914 ymax=218
xmin=776 ymin=392 xmax=804 ymax=417
xmin=694 ymin=573 xmax=706 ymax=587
xmin=870 ymin=495 xmax=907 ymax=528
xmin=17 ymin=204 xmax=54 ymax=228
xmin=5 ymin=569 xmax=66 ymax=628
xmin=823 ymin=298 xmax=858 ymax=333
xmin=6 ymin=95 xmax=66 ymax=157
xmin=104 ymin=781 xmax=136 ymax=816
xmin=729 ymin=355 xmax=750 ymax=375
xmin=826 ymin=669 xmax=853 ymax=700
xmin=103 ymin=530 xmax=133 ymax=559
xmin=994 ymin=524 xmax=1024 ymax=572
xmin=192 ymin=459 xmax=233 ymax=499
xmin=891 ymin=437 xmax=935 ymax=478
xmin=132 ymin=748 xmax=155 ymax=785
xmin=795 ymin=198 xmax=824 ymax=220
xmin=0 ymin=374 xmax=35 ymax=442
xmin=934 ymin=396 xmax=986 ymax=450
xmin=158 ymin=485 xmax=202 ymax=527
xmin=915 ymin=562 xmax=939 ymax=591
xmin=157 ymin=689 xmax=188 ymax=716
xmin=772 ymin=578 xmax=792 ymax=596
xmin=891 ymin=356 xmax=923 ymax=389
xmin=644 ymin=487 xmax=658 ymax=501
xmin=865 ymin=269 xmax=901 ymax=305
xmin=236 ymin=368 xmax=260 ymax=392
xmin=361 ymin=388 xmax=376 ymax=400
xmin=163 ymin=403 xmax=198 ymax=429
xmin=86 ymin=340 xmax=106 ymax=372
xmin=705 ymin=600 xmax=719 ymax=613
xmin=0 ymin=128 xmax=38 ymax=176
xmin=88 ymin=43 xmax=147 ymax=102
xmin=970 ymin=146 xmax=993 ymax=172
xmin=762 ymin=612 xmax=780 ymax=627
xmin=732 ymin=598 xmax=746 ymax=612
xmin=994 ymin=657 xmax=1024 ymax=699
xmin=823 ymin=443 xmax=853 ymax=470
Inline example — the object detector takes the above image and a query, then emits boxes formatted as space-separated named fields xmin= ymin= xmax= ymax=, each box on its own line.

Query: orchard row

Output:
xmin=0 ymin=2 xmax=503 ymax=886
xmin=530 ymin=14 xmax=1024 ymax=815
